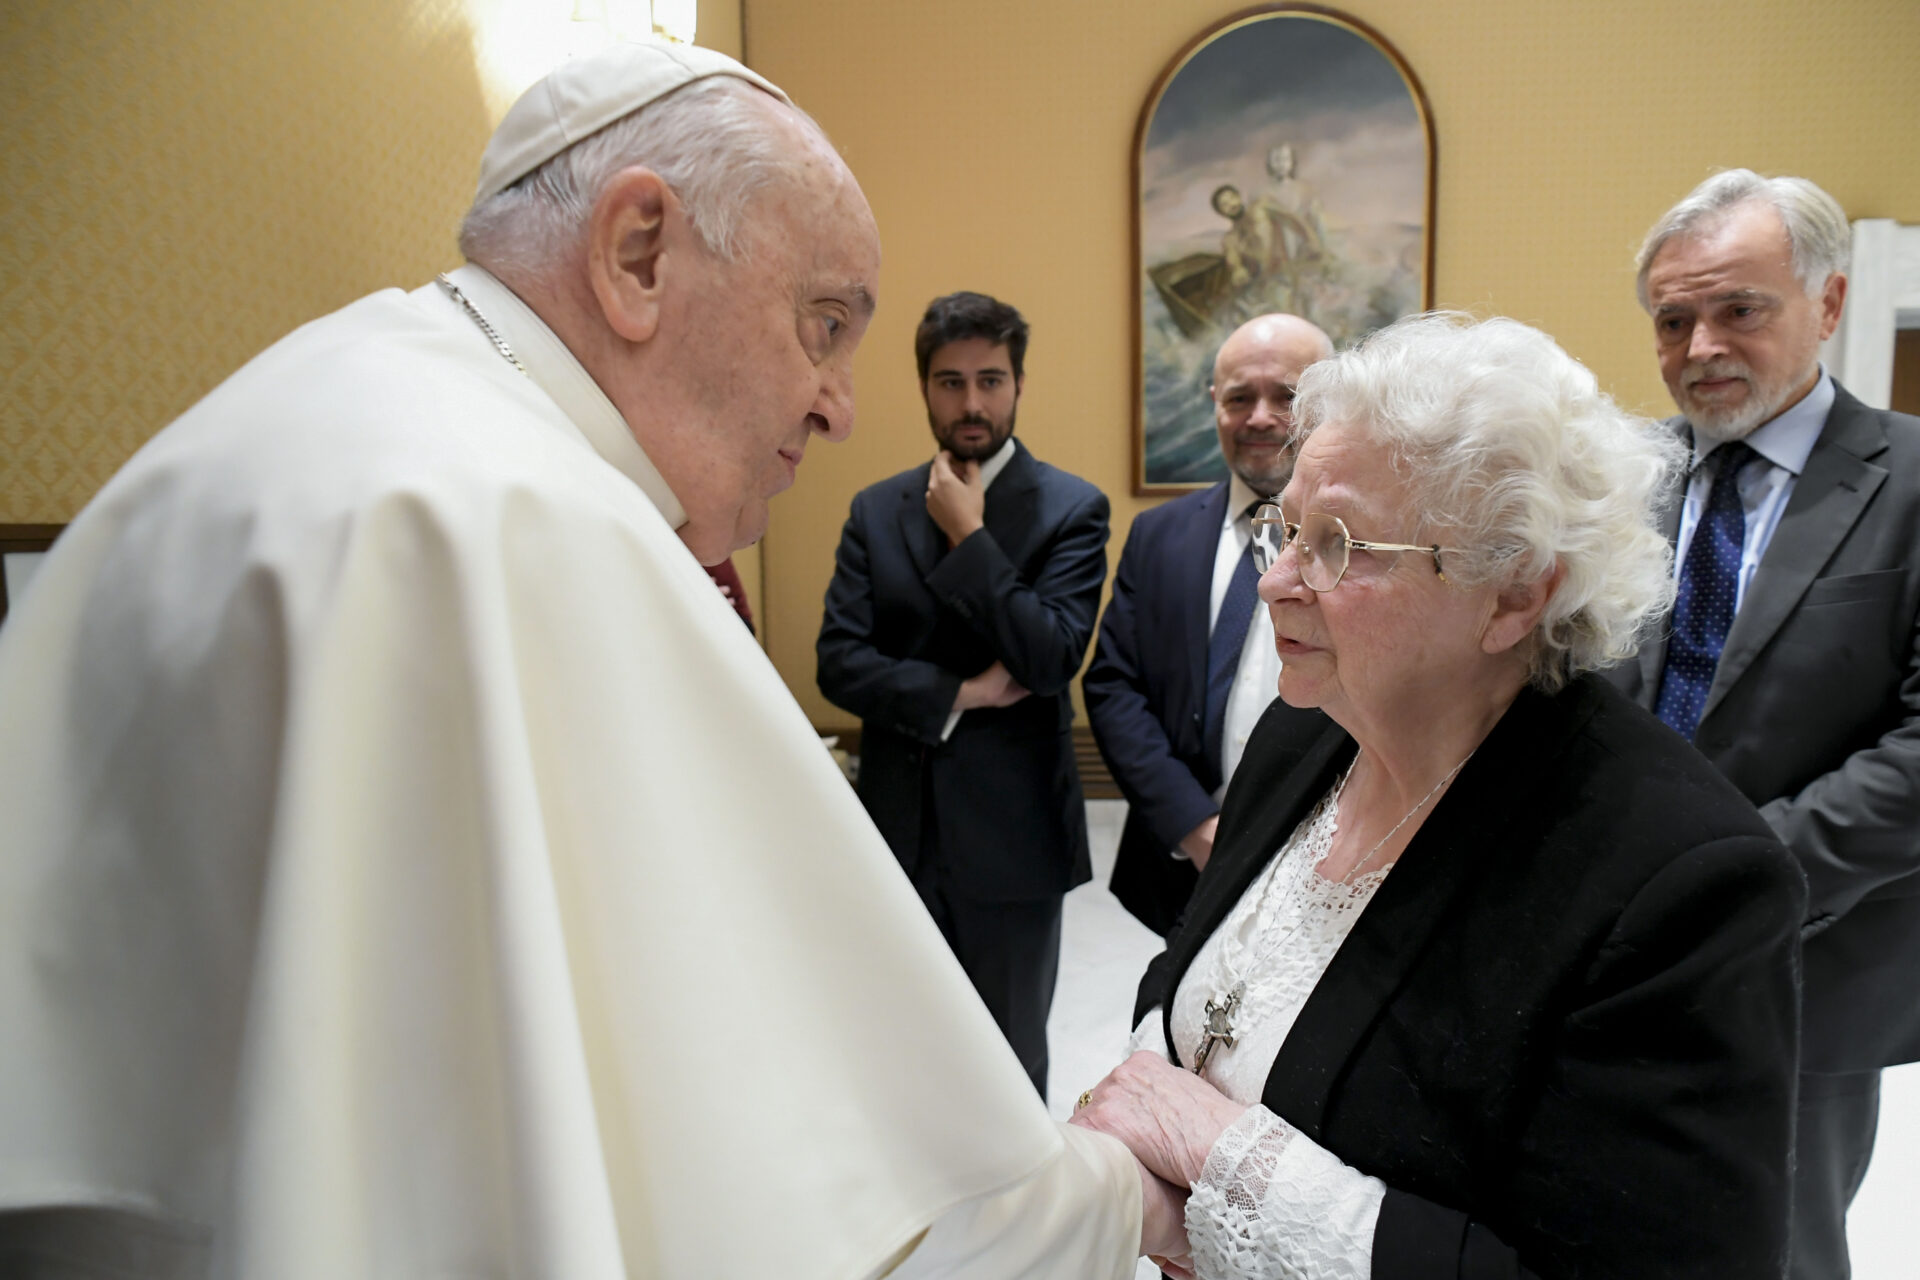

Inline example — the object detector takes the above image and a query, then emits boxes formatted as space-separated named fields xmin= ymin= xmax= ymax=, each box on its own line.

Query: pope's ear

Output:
xmin=1482 ymin=560 xmax=1565 ymax=657
xmin=586 ymin=166 xmax=673 ymax=344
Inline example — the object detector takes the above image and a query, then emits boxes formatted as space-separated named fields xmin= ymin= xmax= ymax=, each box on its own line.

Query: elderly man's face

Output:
xmin=1211 ymin=316 xmax=1329 ymax=495
xmin=1644 ymin=202 xmax=1844 ymax=442
xmin=652 ymin=111 xmax=881 ymax=561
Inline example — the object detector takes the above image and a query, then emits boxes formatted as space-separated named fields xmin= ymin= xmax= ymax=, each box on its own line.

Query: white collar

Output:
xmin=1692 ymin=367 xmax=1833 ymax=479
xmin=1225 ymin=472 xmax=1273 ymax=529
xmin=440 ymin=264 xmax=688 ymax=529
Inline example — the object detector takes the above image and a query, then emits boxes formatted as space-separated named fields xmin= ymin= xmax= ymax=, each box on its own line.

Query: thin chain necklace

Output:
xmin=1190 ymin=747 xmax=1473 ymax=1074
xmin=436 ymin=273 xmax=528 ymax=377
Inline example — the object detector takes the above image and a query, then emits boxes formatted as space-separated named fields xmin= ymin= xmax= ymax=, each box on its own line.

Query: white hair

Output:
xmin=458 ymin=76 xmax=815 ymax=279
xmin=1635 ymin=168 xmax=1851 ymax=307
xmin=1290 ymin=312 xmax=1688 ymax=692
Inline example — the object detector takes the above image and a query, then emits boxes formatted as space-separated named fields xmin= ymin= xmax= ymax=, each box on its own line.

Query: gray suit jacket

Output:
xmin=1608 ymin=381 xmax=1920 ymax=1071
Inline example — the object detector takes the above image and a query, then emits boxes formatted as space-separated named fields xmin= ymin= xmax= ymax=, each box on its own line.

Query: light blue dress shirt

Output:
xmin=1673 ymin=370 xmax=1834 ymax=614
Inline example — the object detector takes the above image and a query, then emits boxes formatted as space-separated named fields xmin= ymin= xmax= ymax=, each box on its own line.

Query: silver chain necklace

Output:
xmin=436 ymin=273 xmax=528 ymax=377
xmin=1191 ymin=747 xmax=1472 ymax=1074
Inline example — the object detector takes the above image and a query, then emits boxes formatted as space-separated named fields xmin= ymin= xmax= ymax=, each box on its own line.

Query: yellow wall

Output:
xmin=5 ymin=1 xmax=1916 ymax=710
xmin=0 ymin=0 xmax=760 ymax=624
xmin=747 ymin=0 xmax=1920 ymax=729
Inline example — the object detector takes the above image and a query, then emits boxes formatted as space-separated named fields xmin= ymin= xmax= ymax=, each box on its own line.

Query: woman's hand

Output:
xmin=1070 ymin=1050 xmax=1249 ymax=1189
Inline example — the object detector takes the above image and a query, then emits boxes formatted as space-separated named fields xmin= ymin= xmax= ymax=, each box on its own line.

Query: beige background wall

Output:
xmin=4 ymin=1 xmax=1917 ymax=723
xmin=749 ymin=0 xmax=1920 ymax=729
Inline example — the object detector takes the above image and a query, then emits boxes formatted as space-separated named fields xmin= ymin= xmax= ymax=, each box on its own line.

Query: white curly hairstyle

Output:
xmin=1289 ymin=312 xmax=1687 ymax=691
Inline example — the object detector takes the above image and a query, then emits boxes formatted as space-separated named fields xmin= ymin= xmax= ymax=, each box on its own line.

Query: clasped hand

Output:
xmin=1070 ymin=1050 xmax=1252 ymax=1277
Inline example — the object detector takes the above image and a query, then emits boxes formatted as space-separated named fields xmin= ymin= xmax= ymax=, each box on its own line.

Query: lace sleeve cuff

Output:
xmin=1186 ymin=1105 xmax=1385 ymax=1280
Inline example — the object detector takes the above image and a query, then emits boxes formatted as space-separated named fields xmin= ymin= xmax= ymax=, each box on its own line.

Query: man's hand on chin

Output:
xmin=926 ymin=451 xmax=986 ymax=546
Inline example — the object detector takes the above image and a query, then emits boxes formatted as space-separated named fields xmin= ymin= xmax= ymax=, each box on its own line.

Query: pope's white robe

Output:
xmin=0 ymin=266 xmax=1140 ymax=1279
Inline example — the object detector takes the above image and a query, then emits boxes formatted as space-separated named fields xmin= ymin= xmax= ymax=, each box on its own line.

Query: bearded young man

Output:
xmin=1607 ymin=168 xmax=1920 ymax=1280
xmin=817 ymin=291 xmax=1110 ymax=1101
xmin=0 ymin=48 xmax=1183 ymax=1279
xmin=1086 ymin=314 xmax=1332 ymax=935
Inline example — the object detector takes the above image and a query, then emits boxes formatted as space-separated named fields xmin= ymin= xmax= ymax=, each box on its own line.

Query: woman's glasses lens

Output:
xmin=1250 ymin=506 xmax=1350 ymax=591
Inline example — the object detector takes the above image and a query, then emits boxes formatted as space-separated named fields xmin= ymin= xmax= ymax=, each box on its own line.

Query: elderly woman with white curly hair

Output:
xmin=1073 ymin=313 xmax=1804 ymax=1279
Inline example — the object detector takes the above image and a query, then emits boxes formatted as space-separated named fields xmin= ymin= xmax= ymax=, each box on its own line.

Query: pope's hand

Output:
xmin=1070 ymin=1051 xmax=1249 ymax=1189
xmin=1134 ymin=1155 xmax=1190 ymax=1269
xmin=926 ymin=451 xmax=986 ymax=546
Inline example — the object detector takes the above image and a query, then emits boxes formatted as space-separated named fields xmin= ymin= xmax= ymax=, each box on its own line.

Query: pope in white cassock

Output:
xmin=0 ymin=42 xmax=1181 ymax=1279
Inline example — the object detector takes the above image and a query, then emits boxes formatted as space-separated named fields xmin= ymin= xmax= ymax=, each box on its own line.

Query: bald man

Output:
xmin=1087 ymin=314 xmax=1333 ymax=934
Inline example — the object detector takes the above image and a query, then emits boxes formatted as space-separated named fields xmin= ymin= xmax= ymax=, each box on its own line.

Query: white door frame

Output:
xmin=1822 ymin=218 xmax=1920 ymax=410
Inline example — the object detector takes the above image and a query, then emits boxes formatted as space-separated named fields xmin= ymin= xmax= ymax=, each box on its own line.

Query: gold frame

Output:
xmin=1131 ymin=5 xmax=1437 ymax=495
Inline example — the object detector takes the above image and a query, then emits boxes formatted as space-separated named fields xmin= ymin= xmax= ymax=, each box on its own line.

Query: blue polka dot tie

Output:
xmin=1656 ymin=442 xmax=1758 ymax=741
xmin=1204 ymin=510 xmax=1263 ymax=779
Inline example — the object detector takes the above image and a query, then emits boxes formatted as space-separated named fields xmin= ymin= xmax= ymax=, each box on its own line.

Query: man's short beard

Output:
xmin=935 ymin=409 xmax=1015 ymax=462
xmin=1682 ymin=356 xmax=1817 ymax=443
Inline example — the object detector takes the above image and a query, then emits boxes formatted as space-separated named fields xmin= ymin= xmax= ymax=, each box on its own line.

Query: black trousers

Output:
xmin=1790 ymin=1069 xmax=1881 ymax=1280
xmin=910 ymin=862 xmax=1062 ymax=1097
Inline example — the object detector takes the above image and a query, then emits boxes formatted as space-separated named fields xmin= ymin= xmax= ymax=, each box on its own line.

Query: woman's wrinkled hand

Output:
xmin=1069 ymin=1050 xmax=1249 ymax=1189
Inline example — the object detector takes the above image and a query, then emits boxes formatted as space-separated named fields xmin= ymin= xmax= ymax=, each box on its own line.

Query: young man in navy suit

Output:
xmin=1610 ymin=170 xmax=1920 ymax=1280
xmin=1086 ymin=314 xmax=1332 ymax=935
xmin=817 ymin=292 xmax=1110 ymax=1095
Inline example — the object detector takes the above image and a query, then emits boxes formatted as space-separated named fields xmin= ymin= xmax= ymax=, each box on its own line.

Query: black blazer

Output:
xmin=1085 ymin=482 xmax=1232 ymax=934
xmin=816 ymin=440 xmax=1110 ymax=902
xmin=1608 ymin=383 xmax=1920 ymax=1071
xmin=1137 ymin=676 xmax=1803 ymax=1279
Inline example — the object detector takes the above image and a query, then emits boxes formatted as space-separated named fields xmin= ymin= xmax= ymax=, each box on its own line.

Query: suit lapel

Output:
xmin=1260 ymin=686 xmax=1591 ymax=1141
xmin=1704 ymin=388 xmax=1890 ymax=720
xmin=1159 ymin=714 xmax=1350 ymax=1067
xmin=981 ymin=440 xmax=1041 ymax=556
xmin=1184 ymin=484 xmax=1232 ymax=709
xmin=896 ymin=462 xmax=945 ymax=579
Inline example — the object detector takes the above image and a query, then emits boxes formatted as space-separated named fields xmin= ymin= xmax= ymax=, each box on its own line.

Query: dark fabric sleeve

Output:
xmin=1762 ymin=598 xmax=1920 ymax=931
xmin=1084 ymin=524 xmax=1219 ymax=851
xmin=923 ymin=488 xmax=1111 ymax=698
xmin=1370 ymin=837 xmax=1802 ymax=1280
xmin=815 ymin=496 xmax=961 ymax=744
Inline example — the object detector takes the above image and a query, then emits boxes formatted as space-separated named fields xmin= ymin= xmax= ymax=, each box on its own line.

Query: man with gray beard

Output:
xmin=1609 ymin=169 xmax=1920 ymax=1280
xmin=1087 ymin=314 xmax=1332 ymax=935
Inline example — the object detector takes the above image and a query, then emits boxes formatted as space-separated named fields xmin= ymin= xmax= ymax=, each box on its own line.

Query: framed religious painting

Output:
xmin=1132 ymin=5 xmax=1435 ymax=493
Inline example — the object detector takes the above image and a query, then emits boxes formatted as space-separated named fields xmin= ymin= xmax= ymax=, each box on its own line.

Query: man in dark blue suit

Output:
xmin=1086 ymin=314 xmax=1331 ymax=935
xmin=817 ymin=292 xmax=1109 ymax=1095
xmin=1608 ymin=170 xmax=1920 ymax=1280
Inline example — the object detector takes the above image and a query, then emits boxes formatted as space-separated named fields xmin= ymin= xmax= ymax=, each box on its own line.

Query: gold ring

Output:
xmin=1076 ymin=1089 xmax=1093 ymax=1111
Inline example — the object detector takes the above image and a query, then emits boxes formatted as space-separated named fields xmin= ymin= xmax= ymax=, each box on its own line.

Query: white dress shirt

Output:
xmin=940 ymin=436 xmax=1020 ymax=741
xmin=1673 ymin=370 xmax=1833 ymax=612
xmin=1210 ymin=474 xmax=1284 ymax=800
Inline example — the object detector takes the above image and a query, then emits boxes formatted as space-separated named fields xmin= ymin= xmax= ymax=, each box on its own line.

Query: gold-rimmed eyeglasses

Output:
xmin=1250 ymin=504 xmax=1456 ymax=591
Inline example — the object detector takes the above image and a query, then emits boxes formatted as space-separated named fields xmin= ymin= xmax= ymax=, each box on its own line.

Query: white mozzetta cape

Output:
xmin=0 ymin=268 xmax=1138 ymax=1278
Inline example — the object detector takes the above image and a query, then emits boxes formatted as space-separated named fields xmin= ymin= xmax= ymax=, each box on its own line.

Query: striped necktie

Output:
xmin=1204 ymin=504 xmax=1264 ymax=778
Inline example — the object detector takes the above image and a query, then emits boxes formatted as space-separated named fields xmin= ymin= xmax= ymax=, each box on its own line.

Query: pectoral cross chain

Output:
xmin=1193 ymin=983 xmax=1243 ymax=1074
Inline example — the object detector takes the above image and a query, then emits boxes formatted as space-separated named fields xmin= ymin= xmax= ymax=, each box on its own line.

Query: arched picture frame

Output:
xmin=1132 ymin=5 xmax=1435 ymax=493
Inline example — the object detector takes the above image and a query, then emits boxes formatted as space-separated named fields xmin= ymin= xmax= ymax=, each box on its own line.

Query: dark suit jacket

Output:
xmin=1137 ymin=677 xmax=1803 ymax=1280
xmin=1085 ymin=482 xmax=1231 ymax=934
xmin=1607 ymin=383 xmax=1920 ymax=1071
xmin=816 ymin=440 xmax=1110 ymax=902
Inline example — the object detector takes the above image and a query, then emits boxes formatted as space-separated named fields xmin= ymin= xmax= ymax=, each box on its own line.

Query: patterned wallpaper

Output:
xmin=0 ymin=0 xmax=494 ymax=521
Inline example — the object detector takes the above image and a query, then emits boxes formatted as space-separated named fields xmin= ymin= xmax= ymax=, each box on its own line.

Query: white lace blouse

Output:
xmin=1130 ymin=782 xmax=1389 ymax=1279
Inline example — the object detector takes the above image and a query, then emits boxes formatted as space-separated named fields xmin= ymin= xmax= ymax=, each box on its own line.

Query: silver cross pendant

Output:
xmin=1192 ymin=983 xmax=1243 ymax=1074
